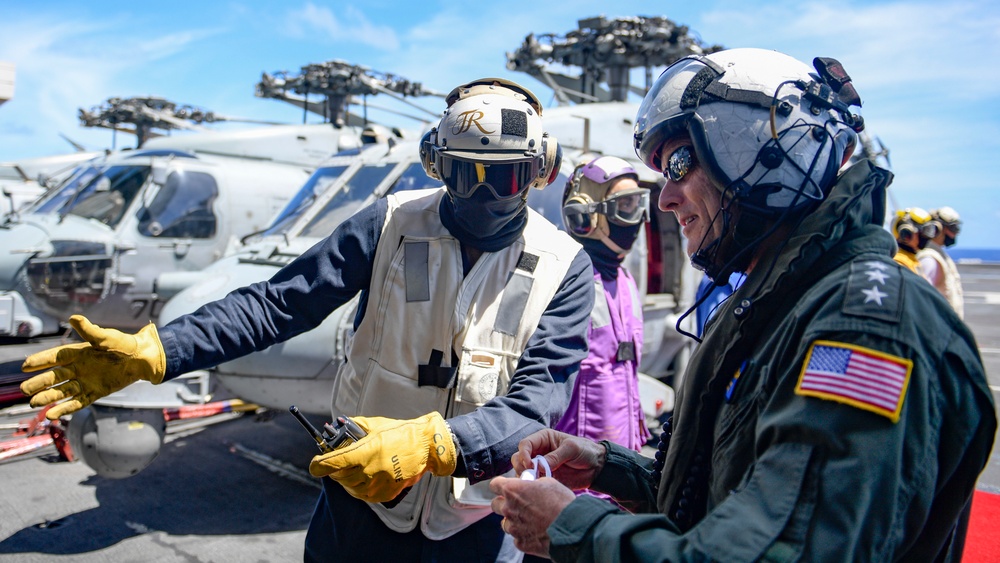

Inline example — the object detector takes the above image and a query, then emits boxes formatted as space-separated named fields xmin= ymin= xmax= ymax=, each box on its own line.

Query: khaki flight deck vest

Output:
xmin=919 ymin=243 xmax=964 ymax=318
xmin=330 ymin=188 xmax=580 ymax=539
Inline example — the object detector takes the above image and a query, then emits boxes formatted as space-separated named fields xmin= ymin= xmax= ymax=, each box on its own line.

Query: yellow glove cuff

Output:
xmin=423 ymin=412 xmax=457 ymax=476
xmin=308 ymin=411 xmax=458 ymax=503
xmin=136 ymin=322 xmax=167 ymax=384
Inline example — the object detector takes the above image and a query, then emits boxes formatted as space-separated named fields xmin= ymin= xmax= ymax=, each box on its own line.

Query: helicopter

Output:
xmin=0 ymin=150 xmax=104 ymax=220
xmin=0 ymin=70 xmax=442 ymax=342
xmin=61 ymin=15 xmax=716 ymax=479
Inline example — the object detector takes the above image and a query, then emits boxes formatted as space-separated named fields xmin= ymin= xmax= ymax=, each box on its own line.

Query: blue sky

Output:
xmin=2 ymin=0 xmax=999 ymax=247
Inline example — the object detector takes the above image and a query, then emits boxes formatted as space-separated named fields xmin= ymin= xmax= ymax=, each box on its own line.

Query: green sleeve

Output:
xmin=547 ymin=328 xmax=994 ymax=562
xmin=589 ymin=441 xmax=658 ymax=513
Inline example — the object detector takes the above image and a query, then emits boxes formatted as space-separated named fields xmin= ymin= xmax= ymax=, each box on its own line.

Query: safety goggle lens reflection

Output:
xmin=604 ymin=190 xmax=650 ymax=225
xmin=439 ymin=155 xmax=536 ymax=200
xmin=561 ymin=189 xmax=650 ymax=236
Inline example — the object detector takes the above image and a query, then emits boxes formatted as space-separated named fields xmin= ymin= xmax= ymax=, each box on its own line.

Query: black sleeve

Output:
xmin=158 ymin=199 xmax=386 ymax=378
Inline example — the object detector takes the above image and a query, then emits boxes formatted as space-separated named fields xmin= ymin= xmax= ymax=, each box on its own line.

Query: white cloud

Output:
xmin=700 ymin=0 xmax=1000 ymax=98
xmin=283 ymin=2 xmax=400 ymax=51
xmin=1 ymin=0 xmax=998 ymax=246
xmin=0 ymin=13 xmax=225 ymax=156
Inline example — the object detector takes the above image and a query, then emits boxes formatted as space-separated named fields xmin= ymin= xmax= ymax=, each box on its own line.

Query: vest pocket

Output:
xmin=453 ymin=350 xmax=510 ymax=416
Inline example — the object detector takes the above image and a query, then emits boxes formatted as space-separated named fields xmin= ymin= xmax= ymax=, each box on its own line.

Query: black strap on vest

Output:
xmin=418 ymin=349 xmax=458 ymax=389
xmin=616 ymin=340 xmax=636 ymax=362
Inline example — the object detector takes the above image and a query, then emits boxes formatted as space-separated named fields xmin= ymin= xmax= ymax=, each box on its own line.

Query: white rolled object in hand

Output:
xmin=520 ymin=455 xmax=551 ymax=481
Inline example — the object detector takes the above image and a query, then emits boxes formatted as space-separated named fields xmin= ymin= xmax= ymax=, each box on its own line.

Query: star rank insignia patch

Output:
xmin=796 ymin=340 xmax=912 ymax=422
xmin=843 ymin=259 xmax=903 ymax=322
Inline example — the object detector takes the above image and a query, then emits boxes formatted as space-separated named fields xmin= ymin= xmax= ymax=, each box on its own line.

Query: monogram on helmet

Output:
xmin=420 ymin=78 xmax=560 ymax=197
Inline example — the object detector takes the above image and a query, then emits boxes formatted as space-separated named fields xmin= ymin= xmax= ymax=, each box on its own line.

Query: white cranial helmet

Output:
xmin=634 ymin=48 xmax=862 ymax=214
xmin=932 ymin=206 xmax=961 ymax=230
xmin=420 ymin=78 xmax=560 ymax=197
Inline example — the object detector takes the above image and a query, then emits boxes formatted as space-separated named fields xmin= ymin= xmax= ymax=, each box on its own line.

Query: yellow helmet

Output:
xmin=892 ymin=207 xmax=940 ymax=240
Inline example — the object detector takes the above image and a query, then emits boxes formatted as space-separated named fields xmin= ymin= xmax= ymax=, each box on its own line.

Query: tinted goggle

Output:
xmin=660 ymin=145 xmax=696 ymax=183
xmin=438 ymin=154 xmax=539 ymax=200
xmin=563 ymin=188 xmax=651 ymax=234
xmin=919 ymin=222 xmax=941 ymax=239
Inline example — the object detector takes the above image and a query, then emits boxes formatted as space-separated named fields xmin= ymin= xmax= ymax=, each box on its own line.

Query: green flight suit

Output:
xmin=547 ymin=161 xmax=997 ymax=562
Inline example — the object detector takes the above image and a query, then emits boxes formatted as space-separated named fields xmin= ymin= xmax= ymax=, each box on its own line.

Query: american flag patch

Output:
xmin=795 ymin=340 xmax=912 ymax=422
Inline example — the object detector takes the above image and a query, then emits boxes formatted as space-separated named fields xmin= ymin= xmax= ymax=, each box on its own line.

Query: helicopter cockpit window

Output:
xmin=262 ymin=165 xmax=349 ymax=237
xmin=32 ymin=165 xmax=102 ymax=215
xmin=299 ymin=163 xmax=394 ymax=238
xmin=0 ymin=165 xmax=25 ymax=181
xmin=56 ymin=165 xmax=150 ymax=228
xmin=387 ymin=162 xmax=443 ymax=194
xmin=137 ymin=170 xmax=218 ymax=238
xmin=526 ymin=171 xmax=569 ymax=228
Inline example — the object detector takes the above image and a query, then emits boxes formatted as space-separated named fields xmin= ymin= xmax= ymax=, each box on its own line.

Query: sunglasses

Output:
xmin=660 ymin=145 xmax=696 ymax=183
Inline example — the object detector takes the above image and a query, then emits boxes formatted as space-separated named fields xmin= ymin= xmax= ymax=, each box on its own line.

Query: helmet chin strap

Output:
xmin=690 ymin=201 xmax=735 ymax=281
xmin=691 ymin=201 xmax=770 ymax=283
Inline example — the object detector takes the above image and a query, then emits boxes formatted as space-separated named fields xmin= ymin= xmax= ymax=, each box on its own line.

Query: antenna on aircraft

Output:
xmin=506 ymin=15 xmax=723 ymax=105
xmin=255 ymin=60 xmax=445 ymax=127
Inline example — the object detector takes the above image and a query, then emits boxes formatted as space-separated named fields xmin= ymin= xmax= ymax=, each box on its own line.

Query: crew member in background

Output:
xmin=555 ymin=155 xmax=650 ymax=453
xmin=490 ymin=47 xmax=996 ymax=561
xmin=919 ymin=206 xmax=964 ymax=318
xmin=891 ymin=206 xmax=938 ymax=273
xmin=20 ymin=78 xmax=593 ymax=563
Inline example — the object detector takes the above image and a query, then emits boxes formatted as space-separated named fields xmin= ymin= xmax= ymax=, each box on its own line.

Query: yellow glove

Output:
xmin=310 ymin=412 xmax=457 ymax=503
xmin=21 ymin=315 xmax=167 ymax=420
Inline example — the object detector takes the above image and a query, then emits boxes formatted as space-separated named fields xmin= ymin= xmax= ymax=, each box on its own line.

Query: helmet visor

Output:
xmin=439 ymin=154 xmax=537 ymax=200
xmin=633 ymin=56 xmax=707 ymax=170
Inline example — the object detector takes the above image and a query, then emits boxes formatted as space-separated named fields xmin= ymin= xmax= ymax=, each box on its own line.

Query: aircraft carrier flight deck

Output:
xmin=1 ymin=262 xmax=998 ymax=562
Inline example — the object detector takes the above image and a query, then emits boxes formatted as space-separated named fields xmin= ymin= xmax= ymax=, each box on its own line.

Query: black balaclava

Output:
xmin=576 ymin=221 xmax=643 ymax=280
xmin=439 ymin=187 xmax=528 ymax=252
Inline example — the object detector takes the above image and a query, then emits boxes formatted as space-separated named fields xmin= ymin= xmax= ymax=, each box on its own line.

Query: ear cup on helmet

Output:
xmin=419 ymin=129 xmax=439 ymax=180
xmin=562 ymin=193 xmax=599 ymax=236
xmin=531 ymin=134 xmax=561 ymax=190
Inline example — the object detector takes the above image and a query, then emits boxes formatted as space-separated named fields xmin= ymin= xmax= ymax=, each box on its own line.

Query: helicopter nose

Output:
xmin=24 ymin=239 xmax=114 ymax=320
